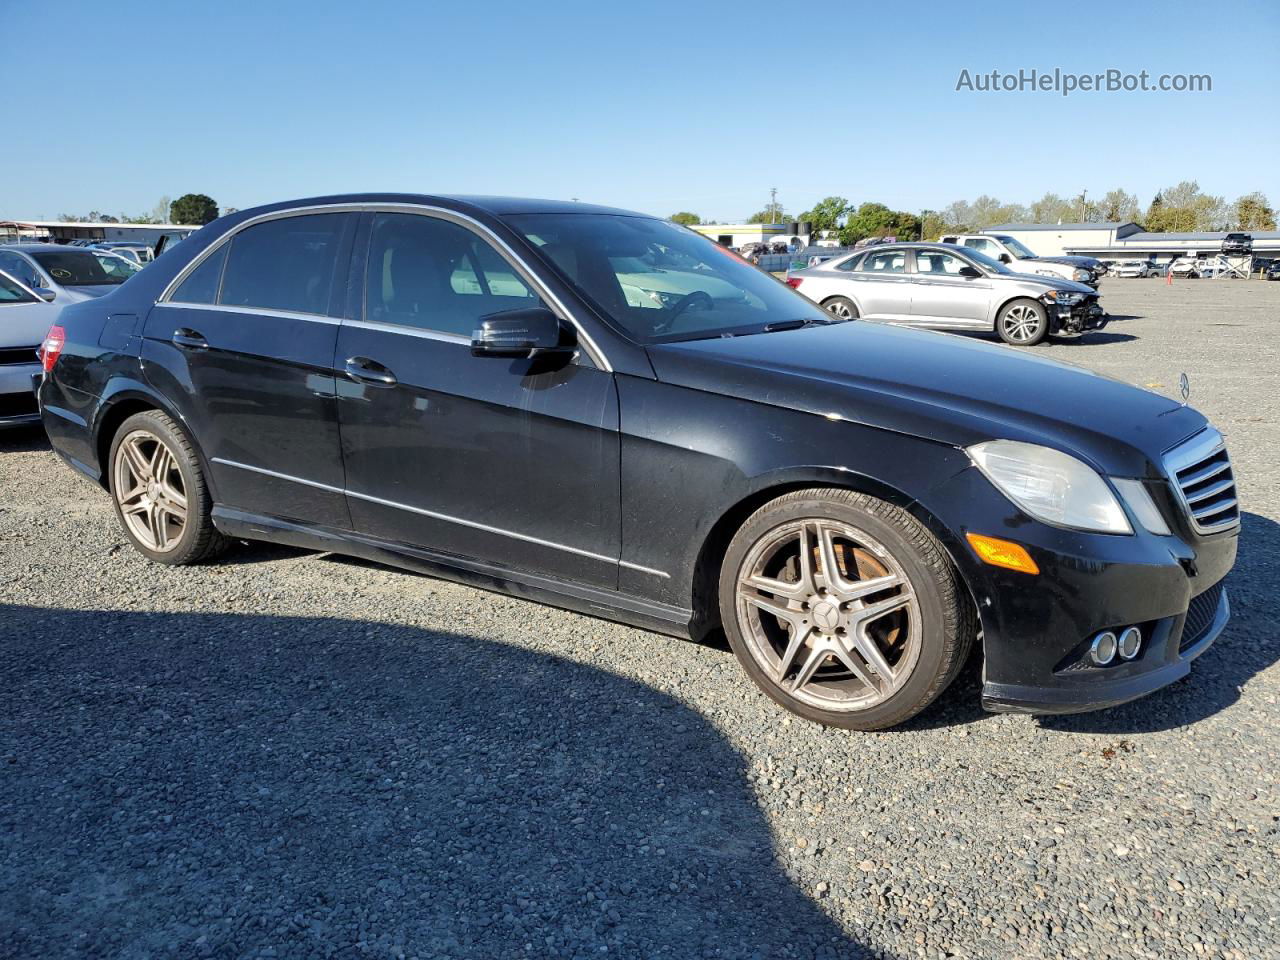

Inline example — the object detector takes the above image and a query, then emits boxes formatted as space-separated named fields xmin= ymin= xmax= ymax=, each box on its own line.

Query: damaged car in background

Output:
xmin=786 ymin=242 xmax=1107 ymax=345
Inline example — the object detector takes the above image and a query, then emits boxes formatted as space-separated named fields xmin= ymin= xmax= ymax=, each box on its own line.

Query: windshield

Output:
xmin=506 ymin=214 xmax=831 ymax=342
xmin=32 ymin=250 xmax=141 ymax=286
xmin=995 ymin=235 xmax=1037 ymax=259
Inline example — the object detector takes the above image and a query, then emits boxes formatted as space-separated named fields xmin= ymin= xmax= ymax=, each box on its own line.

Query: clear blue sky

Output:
xmin=5 ymin=0 xmax=1277 ymax=222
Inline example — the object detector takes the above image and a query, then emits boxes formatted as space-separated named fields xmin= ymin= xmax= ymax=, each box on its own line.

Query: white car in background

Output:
xmin=0 ymin=269 xmax=58 ymax=428
xmin=1168 ymin=257 xmax=1205 ymax=279
xmin=1112 ymin=259 xmax=1161 ymax=278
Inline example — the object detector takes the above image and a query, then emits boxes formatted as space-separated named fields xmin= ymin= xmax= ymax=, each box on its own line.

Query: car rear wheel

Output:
xmin=822 ymin=296 xmax=859 ymax=321
xmin=719 ymin=489 xmax=975 ymax=730
xmin=109 ymin=410 xmax=227 ymax=565
xmin=997 ymin=299 xmax=1049 ymax=346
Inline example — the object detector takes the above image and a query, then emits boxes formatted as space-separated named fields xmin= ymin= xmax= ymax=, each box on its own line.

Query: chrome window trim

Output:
xmin=158 ymin=201 xmax=612 ymax=372
xmin=157 ymin=301 xmax=342 ymax=325
xmin=210 ymin=457 xmax=667 ymax=578
xmin=343 ymin=317 xmax=469 ymax=345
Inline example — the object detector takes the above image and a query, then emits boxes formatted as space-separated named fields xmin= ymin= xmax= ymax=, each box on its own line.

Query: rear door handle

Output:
xmin=172 ymin=328 xmax=208 ymax=349
xmin=344 ymin=356 xmax=398 ymax=387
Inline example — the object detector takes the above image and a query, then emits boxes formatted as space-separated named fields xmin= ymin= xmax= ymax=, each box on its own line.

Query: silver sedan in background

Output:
xmin=786 ymin=242 xmax=1108 ymax=346
xmin=0 ymin=244 xmax=141 ymax=306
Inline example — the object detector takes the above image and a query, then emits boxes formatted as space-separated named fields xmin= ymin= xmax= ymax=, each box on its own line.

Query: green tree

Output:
xmin=840 ymin=202 xmax=895 ymax=244
xmin=1233 ymin=192 xmax=1276 ymax=230
xmin=1029 ymin=192 xmax=1072 ymax=224
xmin=669 ymin=211 xmax=701 ymax=225
xmin=1099 ymin=189 xmax=1140 ymax=223
xmin=1144 ymin=181 xmax=1226 ymax=232
xmin=748 ymin=206 xmax=787 ymax=224
xmin=797 ymin=196 xmax=851 ymax=238
xmin=170 ymin=194 xmax=220 ymax=225
xmin=920 ymin=210 xmax=947 ymax=241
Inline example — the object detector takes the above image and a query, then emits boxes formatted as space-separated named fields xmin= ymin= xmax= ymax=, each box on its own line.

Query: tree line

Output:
xmin=671 ymin=183 xmax=1276 ymax=243
xmin=58 ymin=194 xmax=232 ymax=227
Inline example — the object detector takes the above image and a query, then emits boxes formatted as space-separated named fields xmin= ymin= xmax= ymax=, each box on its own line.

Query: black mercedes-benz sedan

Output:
xmin=37 ymin=194 xmax=1238 ymax=729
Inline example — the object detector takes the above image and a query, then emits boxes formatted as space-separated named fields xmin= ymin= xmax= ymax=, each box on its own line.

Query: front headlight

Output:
xmin=968 ymin=440 xmax=1132 ymax=533
xmin=1041 ymin=290 xmax=1084 ymax=304
xmin=1072 ymin=268 xmax=1091 ymax=282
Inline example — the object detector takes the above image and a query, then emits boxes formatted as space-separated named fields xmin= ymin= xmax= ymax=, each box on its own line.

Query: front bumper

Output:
xmin=982 ymin=585 xmax=1229 ymax=714
xmin=1047 ymin=298 xmax=1108 ymax=336
xmin=924 ymin=465 xmax=1238 ymax=718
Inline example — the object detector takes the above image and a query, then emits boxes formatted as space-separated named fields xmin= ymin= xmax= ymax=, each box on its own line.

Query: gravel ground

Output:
xmin=2 ymin=277 xmax=1278 ymax=960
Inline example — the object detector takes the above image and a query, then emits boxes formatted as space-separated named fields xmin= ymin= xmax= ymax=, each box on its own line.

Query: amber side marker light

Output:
xmin=966 ymin=533 xmax=1040 ymax=575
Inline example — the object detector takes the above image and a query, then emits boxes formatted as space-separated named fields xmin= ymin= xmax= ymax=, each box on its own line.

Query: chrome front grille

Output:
xmin=1164 ymin=429 xmax=1239 ymax=534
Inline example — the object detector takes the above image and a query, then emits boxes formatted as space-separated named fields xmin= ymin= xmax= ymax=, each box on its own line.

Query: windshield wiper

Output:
xmin=762 ymin=317 xmax=831 ymax=332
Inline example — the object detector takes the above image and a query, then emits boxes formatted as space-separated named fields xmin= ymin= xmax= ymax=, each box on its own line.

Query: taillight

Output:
xmin=785 ymin=277 xmax=804 ymax=289
xmin=39 ymin=324 xmax=66 ymax=371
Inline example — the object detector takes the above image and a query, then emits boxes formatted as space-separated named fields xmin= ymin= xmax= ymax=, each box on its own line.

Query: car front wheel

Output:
xmin=996 ymin=299 xmax=1049 ymax=346
xmin=108 ymin=410 xmax=227 ymax=565
xmin=719 ymin=489 xmax=975 ymax=730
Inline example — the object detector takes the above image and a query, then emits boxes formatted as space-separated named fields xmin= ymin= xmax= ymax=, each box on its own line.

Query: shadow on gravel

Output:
xmin=0 ymin=423 xmax=51 ymax=454
xmin=1072 ymin=331 xmax=1139 ymax=345
xmin=0 ymin=604 xmax=873 ymax=960
xmin=1041 ymin=511 xmax=1280 ymax=736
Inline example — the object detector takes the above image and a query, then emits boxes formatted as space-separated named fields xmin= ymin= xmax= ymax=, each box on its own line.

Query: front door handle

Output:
xmin=172 ymin=328 xmax=208 ymax=349
xmin=344 ymin=356 xmax=398 ymax=387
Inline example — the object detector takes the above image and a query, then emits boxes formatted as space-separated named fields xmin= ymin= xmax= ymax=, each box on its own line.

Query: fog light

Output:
xmin=1118 ymin=626 xmax=1142 ymax=660
xmin=1090 ymin=631 xmax=1118 ymax=666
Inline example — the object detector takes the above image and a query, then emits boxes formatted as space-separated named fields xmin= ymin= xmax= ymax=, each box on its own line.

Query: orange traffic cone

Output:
xmin=1166 ymin=267 xmax=1172 ymax=285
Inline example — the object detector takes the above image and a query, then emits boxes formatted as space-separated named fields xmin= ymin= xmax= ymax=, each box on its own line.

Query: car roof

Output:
xmin=219 ymin=193 xmax=655 ymax=222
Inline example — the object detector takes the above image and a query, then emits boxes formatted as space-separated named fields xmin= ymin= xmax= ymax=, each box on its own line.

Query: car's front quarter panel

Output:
xmin=615 ymin=374 xmax=972 ymax=610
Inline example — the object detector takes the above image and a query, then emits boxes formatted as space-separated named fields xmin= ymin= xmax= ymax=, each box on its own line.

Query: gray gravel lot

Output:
xmin=2 ymin=277 xmax=1278 ymax=959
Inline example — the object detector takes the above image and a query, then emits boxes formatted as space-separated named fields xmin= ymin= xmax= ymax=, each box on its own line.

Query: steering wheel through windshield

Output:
xmin=653 ymin=289 xmax=713 ymax=334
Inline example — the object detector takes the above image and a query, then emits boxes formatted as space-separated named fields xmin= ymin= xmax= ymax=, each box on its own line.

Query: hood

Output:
xmin=997 ymin=271 xmax=1096 ymax=294
xmin=647 ymin=322 xmax=1204 ymax=477
xmin=1028 ymin=255 xmax=1097 ymax=269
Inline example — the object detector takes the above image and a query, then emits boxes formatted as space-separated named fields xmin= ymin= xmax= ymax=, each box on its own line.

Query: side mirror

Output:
xmin=471 ymin=307 xmax=574 ymax=359
xmin=34 ymin=286 xmax=56 ymax=302
xmin=998 ymin=254 xmax=1011 ymax=264
xmin=958 ymin=266 xmax=983 ymax=279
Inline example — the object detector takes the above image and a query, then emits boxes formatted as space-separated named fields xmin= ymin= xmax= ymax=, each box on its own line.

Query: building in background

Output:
xmin=688 ymin=221 xmax=812 ymax=250
xmin=0 ymin=220 xmax=200 ymax=247
xmin=980 ymin=222 xmax=1280 ymax=265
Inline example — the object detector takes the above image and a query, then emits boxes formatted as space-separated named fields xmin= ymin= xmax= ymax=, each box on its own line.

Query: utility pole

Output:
xmin=770 ymin=187 xmax=778 ymax=224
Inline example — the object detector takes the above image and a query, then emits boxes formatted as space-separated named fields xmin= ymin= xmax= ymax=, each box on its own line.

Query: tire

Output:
xmin=996 ymin=298 xmax=1049 ymax=346
xmin=719 ymin=489 xmax=975 ymax=730
xmin=821 ymin=296 xmax=859 ymax=320
xmin=108 ymin=409 xmax=228 ymax=565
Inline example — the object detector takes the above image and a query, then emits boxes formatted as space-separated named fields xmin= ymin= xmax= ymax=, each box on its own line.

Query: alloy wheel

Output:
xmin=824 ymin=300 xmax=857 ymax=320
xmin=735 ymin=519 xmax=920 ymax=712
xmin=1001 ymin=304 xmax=1044 ymax=343
xmin=113 ymin=429 xmax=188 ymax=552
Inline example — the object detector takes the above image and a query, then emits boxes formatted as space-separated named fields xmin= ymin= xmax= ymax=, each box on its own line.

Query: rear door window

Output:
xmin=219 ymin=213 xmax=350 ymax=316
xmin=857 ymin=251 xmax=906 ymax=273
